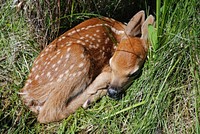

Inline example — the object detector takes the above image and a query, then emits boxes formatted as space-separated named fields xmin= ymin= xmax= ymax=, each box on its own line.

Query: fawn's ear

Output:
xmin=125 ymin=10 xmax=145 ymax=37
xmin=141 ymin=15 xmax=155 ymax=43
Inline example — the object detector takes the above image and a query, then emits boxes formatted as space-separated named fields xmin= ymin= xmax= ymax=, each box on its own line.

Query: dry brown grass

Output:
xmin=21 ymin=0 xmax=155 ymax=49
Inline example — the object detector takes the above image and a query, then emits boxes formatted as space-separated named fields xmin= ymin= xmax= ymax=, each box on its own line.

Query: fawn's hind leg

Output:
xmin=37 ymin=66 xmax=111 ymax=123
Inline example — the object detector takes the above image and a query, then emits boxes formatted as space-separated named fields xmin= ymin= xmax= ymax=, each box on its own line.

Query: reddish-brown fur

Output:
xmin=20 ymin=11 xmax=154 ymax=123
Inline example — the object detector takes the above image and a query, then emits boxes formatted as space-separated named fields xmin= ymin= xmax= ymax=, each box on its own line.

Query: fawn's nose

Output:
xmin=107 ymin=86 xmax=122 ymax=100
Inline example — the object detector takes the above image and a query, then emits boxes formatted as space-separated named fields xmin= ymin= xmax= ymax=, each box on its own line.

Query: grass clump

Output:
xmin=140 ymin=0 xmax=200 ymax=133
xmin=0 ymin=1 xmax=39 ymax=133
xmin=0 ymin=0 xmax=199 ymax=133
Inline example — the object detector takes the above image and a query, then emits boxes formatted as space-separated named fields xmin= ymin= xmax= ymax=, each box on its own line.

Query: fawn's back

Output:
xmin=22 ymin=18 xmax=125 ymax=91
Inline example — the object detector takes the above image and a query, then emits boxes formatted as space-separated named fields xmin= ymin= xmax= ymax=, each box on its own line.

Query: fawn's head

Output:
xmin=108 ymin=11 xmax=155 ymax=99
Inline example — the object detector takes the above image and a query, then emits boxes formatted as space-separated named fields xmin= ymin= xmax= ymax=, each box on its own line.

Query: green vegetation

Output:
xmin=0 ymin=0 xmax=199 ymax=133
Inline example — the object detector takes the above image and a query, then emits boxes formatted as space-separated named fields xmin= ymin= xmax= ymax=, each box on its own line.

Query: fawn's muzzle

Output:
xmin=107 ymin=86 xmax=123 ymax=100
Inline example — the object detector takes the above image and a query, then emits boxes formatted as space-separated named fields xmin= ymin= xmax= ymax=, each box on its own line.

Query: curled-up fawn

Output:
xmin=20 ymin=11 xmax=155 ymax=123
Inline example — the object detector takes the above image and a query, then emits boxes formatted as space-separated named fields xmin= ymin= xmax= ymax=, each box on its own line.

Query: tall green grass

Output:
xmin=0 ymin=0 xmax=199 ymax=133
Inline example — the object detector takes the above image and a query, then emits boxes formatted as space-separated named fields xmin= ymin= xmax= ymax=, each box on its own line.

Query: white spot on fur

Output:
xmin=64 ymin=70 xmax=69 ymax=75
xmin=47 ymin=72 xmax=51 ymax=78
xmin=45 ymin=48 xmax=49 ymax=52
xmin=69 ymin=64 xmax=74 ymax=70
xmin=66 ymin=42 xmax=72 ymax=47
xmin=77 ymin=71 xmax=82 ymax=76
xmin=57 ymin=60 xmax=62 ymax=64
xmin=89 ymin=45 xmax=93 ymax=49
xmin=80 ymin=54 xmax=84 ymax=58
xmin=105 ymin=38 xmax=110 ymax=44
xmin=102 ymin=52 xmax=105 ymax=57
xmin=67 ymin=47 xmax=71 ymax=52
xmin=57 ymin=50 xmax=61 ymax=55
xmin=27 ymin=79 xmax=32 ymax=84
xmin=78 ymin=63 xmax=84 ymax=68
xmin=96 ymin=24 xmax=102 ymax=27
xmin=34 ymin=65 xmax=39 ymax=69
xmin=55 ymin=67 xmax=58 ymax=71
xmin=52 ymin=64 xmax=56 ymax=68
xmin=35 ymin=60 xmax=39 ymax=65
xmin=86 ymin=25 xmax=93 ymax=30
xmin=59 ymin=36 xmax=66 ymax=41
xmin=67 ymin=32 xmax=72 ymax=36
xmin=40 ymin=53 xmax=45 ymax=57
xmin=71 ymin=30 xmax=76 ymax=34
xmin=69 ymin=74 xmax=72 ymax=78
xmin=32 ymin=67 xmax=35 ymax=72
xmin=49 ymin=77 xmax=54 ymax=82
xmin=104 ymin=17 xmax=110 ymax=20
xmin=35 ymin=75 xmax=39 ymax=80
xmin=81 ymin=42 xmax=86 ymax=46
xmin=76 ymin=29 xmax=80 ymax=32
xmin=72 ymin=73 xmax=77 ymax=77
xmin=66 ymin=53 xmax=70 ymax=59
xmin=111 ymin=27 xmax=124 ymax=35
xmin=77 ymin=40 xmax=81 ymax=44
xmin=28 ymin=73 xmax=32 ymax=77
xmin=80 ymin=36 xmax=84 ymax=40
xmin=59 ymin=74 xmax=64 ymax=79
xmin=110 ymin=18 xmax=115 ymax=21
xmin=50 ymin=55 xmax=57 ymax=61
xmin=57 ymin=78 xmax=62 ymax=82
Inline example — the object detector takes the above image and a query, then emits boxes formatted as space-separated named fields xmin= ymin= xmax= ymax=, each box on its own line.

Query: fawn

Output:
xmin=20 ymin=11 xmax=155 ymax=123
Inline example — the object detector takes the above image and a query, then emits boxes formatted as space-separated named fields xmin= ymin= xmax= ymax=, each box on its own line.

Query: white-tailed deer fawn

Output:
xmin=20 ymin=11 xmax=155 ymax=123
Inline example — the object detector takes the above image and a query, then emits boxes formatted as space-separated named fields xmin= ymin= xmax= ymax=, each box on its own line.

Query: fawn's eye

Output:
xmin=128 ymin=68 xmax=141 ymax=78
